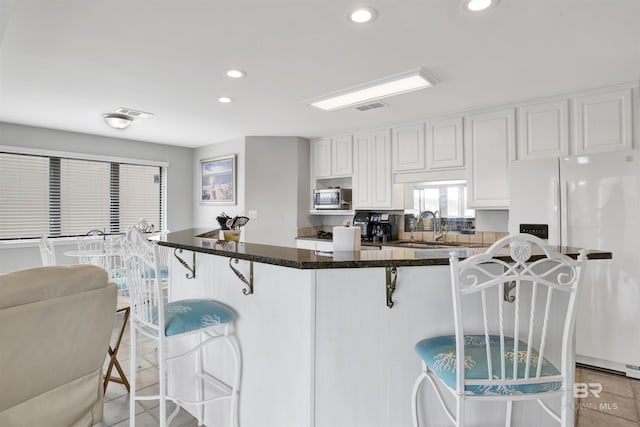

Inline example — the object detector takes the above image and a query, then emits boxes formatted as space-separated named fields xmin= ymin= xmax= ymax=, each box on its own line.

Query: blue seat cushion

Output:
xmin=415 ymin=334 xmax=561 ymax=395
xmin=159 ymin=299 xmax=236 ymax=336
xmin=112 ymin=276 xmax=127 ymax=291
xmin=144 ymin=266 xmax=169 ymax=280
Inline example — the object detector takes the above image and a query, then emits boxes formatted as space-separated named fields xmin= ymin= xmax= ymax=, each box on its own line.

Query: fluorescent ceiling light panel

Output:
xmin=309 ymin=68 xmax=437 ymax=111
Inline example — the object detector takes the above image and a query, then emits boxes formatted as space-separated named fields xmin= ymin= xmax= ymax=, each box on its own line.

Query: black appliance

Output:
xmin=353 ymin=211 xmax=371 ymax=240
xmin=353 ymin=211 xmax=400 ymax=242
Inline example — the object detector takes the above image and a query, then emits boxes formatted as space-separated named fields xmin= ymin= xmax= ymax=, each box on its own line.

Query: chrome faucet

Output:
xmin=417 ymin=210 xmax=444 ymax=242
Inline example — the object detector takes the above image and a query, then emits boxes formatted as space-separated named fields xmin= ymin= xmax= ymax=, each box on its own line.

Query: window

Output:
xmin=0 ymin=151 xmax=165 ymax=240
xmin=412 ymin=181 xmax=475 ymax=218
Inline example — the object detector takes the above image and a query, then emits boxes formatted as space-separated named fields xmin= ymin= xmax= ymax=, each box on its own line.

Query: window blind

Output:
xmin=119 ymin=164 xmax=161 ymax=232
xmin=60 ymin=158 xmax=111 ymax=236
xmin=0 ymin=152 xmax=164 ymax=240
xmin=0 ymin=153 xmax=50 ymax=239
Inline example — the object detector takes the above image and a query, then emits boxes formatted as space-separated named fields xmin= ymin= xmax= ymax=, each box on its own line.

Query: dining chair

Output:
xmin=76 ymin=230 xmax=107 ymax=269
xmin=38 ymin=235 xmax=56 ymax=266
xmin=103 ymin=235 xmax=128 ymax=296
xmin=123 ymin=227 xmax=241 ymax=427
xmin=411 ymin=233 xmax=588 ymax=427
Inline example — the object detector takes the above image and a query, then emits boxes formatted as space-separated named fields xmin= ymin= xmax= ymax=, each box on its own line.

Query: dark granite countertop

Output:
xmin=157 ymin=228 xmax=612 ymax=270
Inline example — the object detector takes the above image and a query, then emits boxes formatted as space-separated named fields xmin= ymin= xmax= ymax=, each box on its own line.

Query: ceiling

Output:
xmin=0 ymin=0 xmax=639 ymax=148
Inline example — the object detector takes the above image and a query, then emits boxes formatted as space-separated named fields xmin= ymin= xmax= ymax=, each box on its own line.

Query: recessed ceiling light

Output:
xmin=226 ymin=69 xmax=246 ymax=79
xmin=348 ymin=7 xmax=378 ymax=24
xmin=218 ymin=97 xmax=233 ymax=103
xmin=308 ymin=68 xmax=437 ymax=111
xmin=462 ymin=0 xmax=498 ymax=12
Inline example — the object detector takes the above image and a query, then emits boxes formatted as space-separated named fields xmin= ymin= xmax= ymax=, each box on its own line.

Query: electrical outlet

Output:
xmin=249 ymin=210 xmax=258 ymax=219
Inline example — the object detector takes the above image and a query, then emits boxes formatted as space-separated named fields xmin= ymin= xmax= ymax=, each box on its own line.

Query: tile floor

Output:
xmin=96 ymin=312 xmax=198 ymax=427
xmin=575 ymin=365 xmax=640 ymax=426
xmin=98 ymin=314 xmax=640 ymax=426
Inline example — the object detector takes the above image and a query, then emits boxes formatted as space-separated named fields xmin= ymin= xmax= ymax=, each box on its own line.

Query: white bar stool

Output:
xmin=124 ymin=227 xmax=241 ymax=427
xmin=411 ymin=233 xmax=588 ymax=427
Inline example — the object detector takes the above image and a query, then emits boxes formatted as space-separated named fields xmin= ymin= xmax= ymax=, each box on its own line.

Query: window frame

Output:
xmin=0 ymin=145 xmax=168 ymax=241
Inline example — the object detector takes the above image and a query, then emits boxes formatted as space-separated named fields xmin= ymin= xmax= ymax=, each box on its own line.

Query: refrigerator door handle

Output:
xmin=560 ymin=179 xmax=568 ymax=247
xmin=552 ymin=176 xmax=561 ymax=246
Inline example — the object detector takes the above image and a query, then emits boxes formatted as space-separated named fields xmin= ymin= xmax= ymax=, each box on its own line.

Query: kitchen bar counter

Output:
xmin=158 ymin=228 xmax=611 ymax=269
xmin=162 ymin=228 xmax=612 ymax=427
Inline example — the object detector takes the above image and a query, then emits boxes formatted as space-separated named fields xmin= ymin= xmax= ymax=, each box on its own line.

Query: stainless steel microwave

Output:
xmin=313 ymin=188 xmax=352 ymax=210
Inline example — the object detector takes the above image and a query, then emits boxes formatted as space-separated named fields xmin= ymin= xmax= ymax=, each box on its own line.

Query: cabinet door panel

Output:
xmin=426 ymin=117 xmax=464 ymax=169
xmin=353 ymin=134 xmax=373 ymax=208
xmin=372 ymin=131 xmax=392 ymax=208
xmin=393 ymin=124 xmax=425 ymax=172
xmin=518 ymin=100 xmax=569 ymax=159
xmin=353 ymin=130 xmax=391 ymax=209
xmin=467 ymin=109 xmax=515 ymax=208
xmin=312 ymin=139 xmax=332 ymax=177
xmin=573 ymin=89 xmax=632 ymax=154
xmin=332 ymin=136 xmax=353 ymax=176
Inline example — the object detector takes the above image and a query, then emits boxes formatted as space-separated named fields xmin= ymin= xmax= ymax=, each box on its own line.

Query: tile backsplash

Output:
xmin=398 ymin=230 xmax=509 ymax=245
xmin=298 ymin=224 xmax=508 ymax=245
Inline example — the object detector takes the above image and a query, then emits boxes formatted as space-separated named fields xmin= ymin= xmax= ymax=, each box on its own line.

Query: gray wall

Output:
xmin=244 ymin=136 xmax=311 ymax=247
xmin=192 ymin=136 xmax=312 ymax=247
xmin=0 ymin=122 xmax=193 ymax=273
xmin=192 ymin=137 xmax=246 ymax=230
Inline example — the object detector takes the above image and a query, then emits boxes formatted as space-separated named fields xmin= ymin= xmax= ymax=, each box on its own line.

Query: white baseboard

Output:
xmin=576 ymin=354 xmax=640 ymax=379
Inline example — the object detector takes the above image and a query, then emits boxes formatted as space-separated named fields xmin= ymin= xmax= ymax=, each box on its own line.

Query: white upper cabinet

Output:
xmin=312 ymin=136 xmax=353 ymax=178
xmin=426 ymin=116 xmax=465 ymax=170
xmin=572 ymin=88 xmax=633 ymax=154
xmin=466 ymin=108 xmax=515 ymax=209
xmin=517 ymin=100 xmax=569 ymax=159
xmin=353 ymin=130 xmax=392 ymax=209
xmin=392 ymin=124 xmax=425 ymax=172
xmin=312 ymin=139 xmax=332 ymax=178
xmin=331 ymin=135 xmax=353 ymax=177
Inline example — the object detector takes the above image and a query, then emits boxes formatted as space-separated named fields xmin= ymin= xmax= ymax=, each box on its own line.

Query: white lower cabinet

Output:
xmin=296 ymin=239 xmax=317 ymax=251
xmin=295 ymin=239 xmax=333 ymax=252
xmin=353 ymin=130 xmax=393 ymax=209
xmin=466 ymin=108 xmax=515 ymax=209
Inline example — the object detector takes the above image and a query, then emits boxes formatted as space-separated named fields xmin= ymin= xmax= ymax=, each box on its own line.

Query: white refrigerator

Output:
xmin=509 ymin=150 xmax=640 ymax=378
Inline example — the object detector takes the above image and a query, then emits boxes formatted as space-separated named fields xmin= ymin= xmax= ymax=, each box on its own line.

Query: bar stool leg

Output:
xmin=227 ymin=333 xmax=242 ymax=427
xmin=129 ymin=324 xmax=137 ymax=427
xmin=195 ymin=333 xmax=205 ymax=425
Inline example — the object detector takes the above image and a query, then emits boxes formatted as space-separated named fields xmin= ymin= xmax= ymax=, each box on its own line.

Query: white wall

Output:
xmin=0 ymin=121 xmax=193 ymax=273
xmin=193 ymin=137 xmax=246 ymax=230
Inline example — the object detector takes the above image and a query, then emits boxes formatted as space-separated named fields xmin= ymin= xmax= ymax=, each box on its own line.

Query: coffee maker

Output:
xmin=353 ymin=211 xmax=399 ymax=242
xmin=353 ymin=211 xmax=371 ymax=240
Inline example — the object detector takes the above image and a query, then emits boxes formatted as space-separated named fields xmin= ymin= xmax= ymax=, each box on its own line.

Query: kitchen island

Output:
xmin=158 ymin=229 xmax=611 ymax=427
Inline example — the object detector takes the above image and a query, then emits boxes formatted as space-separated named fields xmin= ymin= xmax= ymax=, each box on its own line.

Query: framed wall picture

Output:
xmin=200 ymin=155 xmax=236 ymax=205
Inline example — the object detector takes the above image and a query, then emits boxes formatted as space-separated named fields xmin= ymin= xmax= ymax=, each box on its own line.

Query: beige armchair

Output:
xmin=0 ymin=265 xmax=117 ymax=427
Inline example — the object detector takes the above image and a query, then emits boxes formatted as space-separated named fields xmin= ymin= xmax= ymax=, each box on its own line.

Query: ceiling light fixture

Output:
xmin=226 ymin=69 xmax=246 ymax=79
xmin=103 ymin=113 xmax=133 ymax=129
xmin=308 ymin=67 xmax=437 ymax=111
xmin=347 ymin=7 xmax=378 ymax=24
xmin=218 ymin=97 xmax=233 ymax=103
xmin=462 ymin=0 xmax=498 ymax=12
